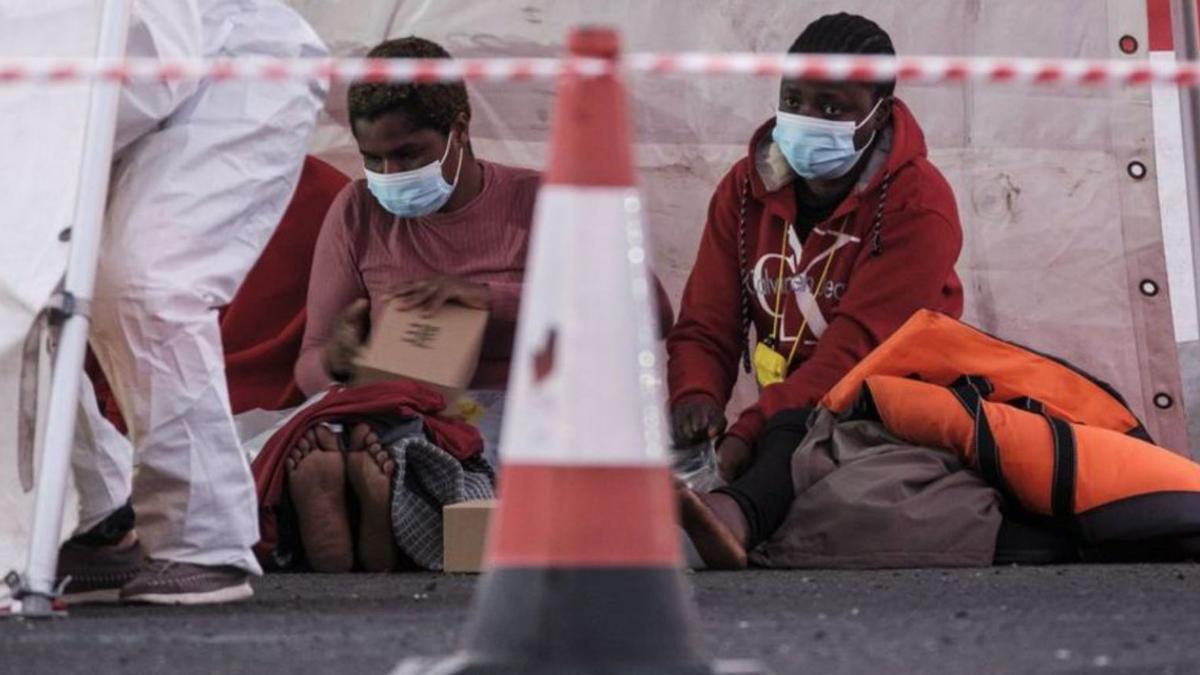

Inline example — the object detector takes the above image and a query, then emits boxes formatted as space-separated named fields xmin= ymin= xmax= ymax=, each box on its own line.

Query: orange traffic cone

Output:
xmin=393 ymin=26 xmax=761 ymax=675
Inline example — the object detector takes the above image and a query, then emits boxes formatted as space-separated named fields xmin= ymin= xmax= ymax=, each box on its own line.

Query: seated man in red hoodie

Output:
xmin=668 ymin=13 xmax=964 ymax=568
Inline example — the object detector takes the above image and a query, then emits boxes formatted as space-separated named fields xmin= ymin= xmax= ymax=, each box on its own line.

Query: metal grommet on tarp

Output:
xmin=1119 ymin=34 xmax=1139 ymax=54
xmin=1154 ymin=393 xmax=1174 ymax=410
xmin=1127 ymin=161 xmax=1148 ymax=180
xmin=1140 ymin=279 xmax=1160 ymax=297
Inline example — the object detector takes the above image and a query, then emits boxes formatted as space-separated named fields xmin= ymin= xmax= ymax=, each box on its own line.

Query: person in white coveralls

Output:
xmin=56 ymin=0 xmax=328 ymax=605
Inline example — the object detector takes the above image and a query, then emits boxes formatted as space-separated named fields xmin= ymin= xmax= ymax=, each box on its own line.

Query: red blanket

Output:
xmin=221 ymin=155 xmax=351 ymax=413
xmin=251 ymin=380 xmax=483 ymax=562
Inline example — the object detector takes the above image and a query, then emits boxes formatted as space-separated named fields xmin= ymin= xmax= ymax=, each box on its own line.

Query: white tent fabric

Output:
xmin=287 ymin=0 xmax=1189 ymax=451
xmin=0 ymin=0 xmax=99 ymax=605
xmin=1151 ymin=49 xmax=1198 ymax=343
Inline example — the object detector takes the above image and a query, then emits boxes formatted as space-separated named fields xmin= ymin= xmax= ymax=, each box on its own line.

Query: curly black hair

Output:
xmin=347 ymin=36 xmax=471 ymax=135
xmin=789 ymin=13 xmax=896 ymax=98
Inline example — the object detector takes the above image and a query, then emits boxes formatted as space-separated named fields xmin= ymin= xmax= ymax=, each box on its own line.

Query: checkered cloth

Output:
xmin=388 ymin=436 xmax=495 ymax=570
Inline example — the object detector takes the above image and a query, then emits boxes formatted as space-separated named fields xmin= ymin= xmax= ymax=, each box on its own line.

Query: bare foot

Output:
xmin=345 ymin=423 xmax=400 ymax=573
xmin=287 ymin=426 xmax=353 ymax=572
xmin=678 ymin=487 xmax=750 ymax=570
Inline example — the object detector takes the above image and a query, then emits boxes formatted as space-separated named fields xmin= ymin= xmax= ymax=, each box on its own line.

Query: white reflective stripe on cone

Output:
xmin=498 ymin=185 xmax=668 ymax=466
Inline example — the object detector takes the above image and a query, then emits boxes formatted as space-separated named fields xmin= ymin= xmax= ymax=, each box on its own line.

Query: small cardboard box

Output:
xmin=354 ymin=300 xmax=489 ymax=400
xmin=443 ymin=499 xmax=497 ymax=573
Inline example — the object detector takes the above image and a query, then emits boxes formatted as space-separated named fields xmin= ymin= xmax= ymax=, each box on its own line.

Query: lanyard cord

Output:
xmin=784 ymin=216 xmax=848 ymax=368
xmin=768 ymin=223 xmax=790 ymax=342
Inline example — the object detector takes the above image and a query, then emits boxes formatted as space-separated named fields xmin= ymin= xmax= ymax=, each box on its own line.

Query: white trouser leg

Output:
xmin=70 ymin=374 xmax=133 ymax=534
xmin=89 ymin=291 xmax=262 ymax=572
xmin=81 ymin=7 xmax=326 ymax=572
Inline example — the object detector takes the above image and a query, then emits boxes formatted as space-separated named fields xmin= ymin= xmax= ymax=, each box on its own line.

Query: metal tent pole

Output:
xmin=5 ymin=0 xmax=132 ymax=617
xmin=1173 ymin=1 xmax=1200 ymax=346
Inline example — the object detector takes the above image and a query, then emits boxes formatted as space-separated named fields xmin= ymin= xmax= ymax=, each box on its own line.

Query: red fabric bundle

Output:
xmin=250 ymin=380 xmax=483 ymax=561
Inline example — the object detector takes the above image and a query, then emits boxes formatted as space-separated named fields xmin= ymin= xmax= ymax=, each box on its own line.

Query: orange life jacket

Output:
xmin=849 ymin=375 xmax=1200 ymax=532
xmin=822 ymin=310 xmax=1149 ymax=441
xmin=826 ymin=314 xmax=1200 ymax=548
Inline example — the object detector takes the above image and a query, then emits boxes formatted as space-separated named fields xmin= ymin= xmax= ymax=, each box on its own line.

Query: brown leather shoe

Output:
xmin=56 ymin=537 xmax=143 ymax=604
xmin=120 ymin=559 xmax=253 ymax=605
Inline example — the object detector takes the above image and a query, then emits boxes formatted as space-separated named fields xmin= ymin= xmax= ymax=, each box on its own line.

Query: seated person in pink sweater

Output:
xmin=288 ymin=37 xmax=672 ymax=572
xmin=286 ymin=36 xmax=531 ymax=572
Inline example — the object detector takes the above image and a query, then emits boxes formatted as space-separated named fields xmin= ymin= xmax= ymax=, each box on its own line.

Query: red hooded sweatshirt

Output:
xmin=667 ymin=99 xmax=964 ymax=445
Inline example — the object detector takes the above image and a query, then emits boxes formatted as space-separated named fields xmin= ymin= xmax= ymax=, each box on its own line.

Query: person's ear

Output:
xmin=854 ymin=95 xmax=890 ymax=149
xmin=870 ymin=96 xmax=893 ymax=133
xmin=452 ymin=112 xmax=471 ymax=150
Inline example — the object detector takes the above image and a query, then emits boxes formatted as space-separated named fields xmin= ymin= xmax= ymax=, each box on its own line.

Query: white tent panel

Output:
xmin=0 ymin=0 xmax=100 ymax=604
xmin=1151 ymin=53 xmax=1198 ymax=343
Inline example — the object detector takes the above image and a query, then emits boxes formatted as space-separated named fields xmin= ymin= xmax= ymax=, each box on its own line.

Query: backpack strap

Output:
xmin=948 ymin=376 xmax=1007 ymax=494
xmin=1006 ymin=396 xmax=1046 ymax=415
xmin=1042 ymin=414 xmax=1078 ymax=519
xmin=1004 ymin=397 xmax=1077 ymax=519
xmin=950 ymin=375 xmax=1078 ymax=520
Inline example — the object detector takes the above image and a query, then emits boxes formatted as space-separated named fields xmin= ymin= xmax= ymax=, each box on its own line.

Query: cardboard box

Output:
xmin=354 ymin=300 xmax=489 ymax=400
xmin=443 ymin=499 xmax=497 ymax=573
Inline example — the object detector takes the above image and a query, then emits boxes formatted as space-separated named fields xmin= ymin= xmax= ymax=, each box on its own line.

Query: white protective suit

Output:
xmin=70 ymin=0 xmax=328 ymax=573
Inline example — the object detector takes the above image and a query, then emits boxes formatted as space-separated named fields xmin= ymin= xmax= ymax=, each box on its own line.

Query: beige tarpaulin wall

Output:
xmin=0 ymin=0 xmax=97 ymax=603
xmin=287 ymin=0 xmax=1189 ymax=452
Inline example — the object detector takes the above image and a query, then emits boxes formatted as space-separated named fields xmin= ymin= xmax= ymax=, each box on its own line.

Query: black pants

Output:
xmin=714 ymin=409 xmax=812 ymax=549
xmin=70 ymin=501 xmax=135 ymax=546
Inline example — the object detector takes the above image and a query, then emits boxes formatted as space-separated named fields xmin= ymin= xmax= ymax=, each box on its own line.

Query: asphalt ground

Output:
xmin=2 ymin=565 xmax=1199 ymax=675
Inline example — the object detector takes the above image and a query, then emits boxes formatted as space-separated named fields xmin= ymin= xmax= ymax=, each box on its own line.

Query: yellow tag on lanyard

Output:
xmin=753 ymin=341 xmax=788 ymax=388
xmin=752 ymin=216 xmax=849 ymax=390
xmin=754 ymin=222 xmax=793 ymax=389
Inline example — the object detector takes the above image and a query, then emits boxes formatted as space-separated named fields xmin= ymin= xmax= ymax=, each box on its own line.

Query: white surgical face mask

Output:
xmin=771 ymin=98 xmax=884 ymax=180
xmin=364 ymin=136 xmax=464 ymax=218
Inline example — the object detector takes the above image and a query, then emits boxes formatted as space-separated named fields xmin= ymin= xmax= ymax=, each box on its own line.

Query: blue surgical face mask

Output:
xmin=365 ymin=136 xmax=464 ymax=218
xmin=772 ymin=98 xmax=884 ymax=181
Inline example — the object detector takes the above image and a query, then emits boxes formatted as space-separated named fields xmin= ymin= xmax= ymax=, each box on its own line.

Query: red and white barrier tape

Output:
xmin=3 ymin=53 xmax=1200 ymax=87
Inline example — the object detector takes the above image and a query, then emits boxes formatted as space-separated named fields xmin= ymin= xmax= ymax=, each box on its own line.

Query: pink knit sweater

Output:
xmin=295 ymin=160 xmax=539 ymax=396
